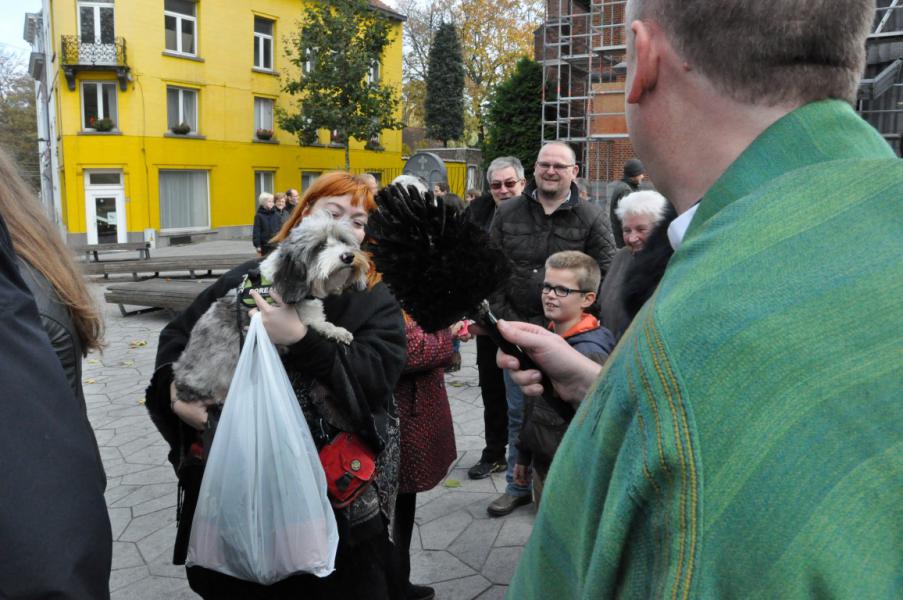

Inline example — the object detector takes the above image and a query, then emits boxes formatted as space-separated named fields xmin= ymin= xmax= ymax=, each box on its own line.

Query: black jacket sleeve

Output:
xmin=285 ymin=282 xmax=407 ymax=450
xmin=0 ymin=216 xmax=112 ymax=599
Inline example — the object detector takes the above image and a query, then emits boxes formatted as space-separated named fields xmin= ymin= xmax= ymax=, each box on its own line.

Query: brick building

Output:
xmin=537 ymin=0 xmax=902 ymax=203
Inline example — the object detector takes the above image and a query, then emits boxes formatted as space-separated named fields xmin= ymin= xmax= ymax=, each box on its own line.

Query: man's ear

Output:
xmin=626 ymin=20 xmax=659 ymax=105
xmin=581 ymin=291 xmax=597 ymax=310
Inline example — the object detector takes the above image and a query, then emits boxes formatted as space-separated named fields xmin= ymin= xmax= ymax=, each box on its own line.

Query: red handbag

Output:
xmin=318 ymin=432 xmax=376 ymax=509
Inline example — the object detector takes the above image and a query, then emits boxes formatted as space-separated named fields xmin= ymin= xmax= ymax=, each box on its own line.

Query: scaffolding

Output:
xmin=539 ymin=0 xmax=628 ymax=180
xmin=858 ymin=0 xmax=903 ymax=156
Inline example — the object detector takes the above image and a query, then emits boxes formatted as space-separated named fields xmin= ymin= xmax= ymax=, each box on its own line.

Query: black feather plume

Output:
xmin=365 ymin=184 xmax=511 ymax=332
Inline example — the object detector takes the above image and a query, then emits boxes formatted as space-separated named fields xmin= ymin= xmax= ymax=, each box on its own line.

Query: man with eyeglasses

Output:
xmin=484 ymin=143 xmax=616 ymax=517
xmin=464 ymin=157 xmax=528 ymax=483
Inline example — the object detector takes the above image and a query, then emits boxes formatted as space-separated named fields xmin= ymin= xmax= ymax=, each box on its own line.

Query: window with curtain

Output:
xmin=254 ymin=171 xmax=275 ymax=206
xmin=167 ymin=86 xmax=198 ymax=131
xmin=254 ymin=18 xmax=274 ymax=70
xmin=82 ymin=81 xmax=118 ymax=129
xmin=301 ymin=171 xmax=320 ymax=192
xmin=159 ymin=170 xmax=209 ymax=230
xmin=164 ymin=0 xmax=196 ymax=55
xmin=254 ymin=97 xmax=274 ymax=133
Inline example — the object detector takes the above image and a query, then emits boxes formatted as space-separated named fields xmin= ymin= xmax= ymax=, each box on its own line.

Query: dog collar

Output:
xmin=238 ymin=270 xmax=276 ymax=307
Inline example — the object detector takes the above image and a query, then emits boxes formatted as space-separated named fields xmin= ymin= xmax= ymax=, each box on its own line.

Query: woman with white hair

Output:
xmin=597 ymin=190 xmax=672 ymax=340
xmin=252 ymin=192 xmax=282 ymax=256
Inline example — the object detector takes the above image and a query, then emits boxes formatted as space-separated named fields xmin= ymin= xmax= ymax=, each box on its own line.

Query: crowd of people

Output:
xmin=1 ymin=0 xmax=899 ymax=598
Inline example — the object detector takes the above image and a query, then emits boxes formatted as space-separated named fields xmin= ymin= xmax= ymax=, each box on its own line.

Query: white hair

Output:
xmin=392 ymin=174 xmax=428 ymax=193
xmin=258 ymin=192 xmax=274 ymax=207
xmin=615 ymin=190 xmax=669 ymax=224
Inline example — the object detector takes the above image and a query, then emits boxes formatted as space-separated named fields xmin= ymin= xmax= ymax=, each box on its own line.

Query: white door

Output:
xmin=85 ymin=170 xmax=126 ymax=244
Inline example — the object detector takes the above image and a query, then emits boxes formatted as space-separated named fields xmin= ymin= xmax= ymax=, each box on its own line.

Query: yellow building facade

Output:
xmin=34 ymin=0 xmax=405 ymax=245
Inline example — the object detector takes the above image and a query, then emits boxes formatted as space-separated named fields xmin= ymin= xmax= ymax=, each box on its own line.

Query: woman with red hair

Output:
xmin=146 ymin=172 xmax=406 ymax=599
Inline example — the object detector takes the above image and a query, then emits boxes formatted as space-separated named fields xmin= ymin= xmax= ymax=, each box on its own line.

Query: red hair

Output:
xmin=272 ymin=172 xmax=381 ymax=286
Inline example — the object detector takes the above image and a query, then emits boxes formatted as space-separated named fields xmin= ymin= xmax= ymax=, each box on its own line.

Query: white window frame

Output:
xmin=80 ymin=80 xmax=118 ymax=130
xmin=77 ymin=0 xmax=115 ymax=45
xmin=301 ymin=171 xmax=320 ymax=192
xmin=164 ymin=0 xmax=197 ymax=56
xmin=159 ymin=169 xmax=210 ymax=233
xmin=254 ymin=170 xmax=275 ymax=206
xmin=253 ymin=17 xmax=274 ymax=71
xmin=254 ymin=97 xmax=274 ymax=134
xmin=167 ymin=86 xmax=198 ymax=133
xmin=367 ymin=60 xmax=380 ymax=85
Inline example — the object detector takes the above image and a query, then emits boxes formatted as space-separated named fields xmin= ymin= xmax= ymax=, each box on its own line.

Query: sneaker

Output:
xmin=406 ymin=583 xmax=435 ymax=600
xmin=445 ymin=351 xmax=462 ymax=372
xmin=467 ymin=459 xmax=506 ymax=480
xmin=487 ymin=492 xmax=532 ymax=517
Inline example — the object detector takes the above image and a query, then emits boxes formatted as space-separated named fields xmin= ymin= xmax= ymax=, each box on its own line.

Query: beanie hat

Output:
xmin=623 ymin=159 xmax=645 ymax=178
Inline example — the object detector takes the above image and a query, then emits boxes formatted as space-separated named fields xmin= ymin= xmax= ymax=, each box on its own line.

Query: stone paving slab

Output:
xmin=85 ymin=271 xmax=535 ymax=599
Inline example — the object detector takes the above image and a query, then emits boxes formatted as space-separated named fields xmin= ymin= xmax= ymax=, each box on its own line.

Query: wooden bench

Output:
xmin=104 ymin=279 xmax=214 ymax=316
xmin=159 ymin=230 xmax=219 ymax=246
xmin=87 ymin=253 xmax=256 ymax=280
xmin=80 ymin=241 xmax=151 ymax=262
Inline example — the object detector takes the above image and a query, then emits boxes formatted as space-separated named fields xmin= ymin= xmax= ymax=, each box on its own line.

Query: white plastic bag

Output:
xmin=186 ymin=313 xmax=338 ymax=584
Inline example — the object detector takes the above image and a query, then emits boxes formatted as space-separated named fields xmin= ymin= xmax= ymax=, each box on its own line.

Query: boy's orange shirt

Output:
xmin=549 ymin=312 xmax=600 ymax=340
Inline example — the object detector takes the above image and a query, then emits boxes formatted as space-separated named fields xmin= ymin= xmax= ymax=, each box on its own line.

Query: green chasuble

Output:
xmin=508 ymin=100 xmax=902 ymax=599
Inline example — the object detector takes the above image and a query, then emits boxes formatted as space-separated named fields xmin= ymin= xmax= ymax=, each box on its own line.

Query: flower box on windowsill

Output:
xmin=253 ymin=137 xmax=278 ymax=144
xmin=164 ymin=132 xmax=206 ymax=140
xmin=364 ymin=141 xmax=385 ymax=152
xmin=93 ymin=118 xmax=115 ymax=132
xmin=79 ymin=130 xmax=123 ymax=136
xmin=170 ymin=123 xmax=192 ymax=135
xmin=255 ymin=129 xmax=274 ymax=140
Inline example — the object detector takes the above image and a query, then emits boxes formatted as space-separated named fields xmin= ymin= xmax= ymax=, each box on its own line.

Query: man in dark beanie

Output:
xmin=608 ymin=158 xmax=646 ymax=247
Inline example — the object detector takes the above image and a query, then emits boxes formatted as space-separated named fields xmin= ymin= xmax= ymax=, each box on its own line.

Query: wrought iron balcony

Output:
xmin=60 ymin=35 xmax=129 ymax=91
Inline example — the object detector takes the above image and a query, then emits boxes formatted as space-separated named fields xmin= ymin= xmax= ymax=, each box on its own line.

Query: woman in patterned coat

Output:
xmin=393 ymin=316 xmax=457 ymax=600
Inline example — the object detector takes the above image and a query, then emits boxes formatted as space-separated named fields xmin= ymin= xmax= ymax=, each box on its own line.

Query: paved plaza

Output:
xmin=84 ymin=243 xmax=534 ymax=599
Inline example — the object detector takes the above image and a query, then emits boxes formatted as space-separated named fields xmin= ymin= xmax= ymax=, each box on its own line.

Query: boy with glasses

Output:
xmin=486 ymin=143 xmax=616 ymax=517
xmin=513 ymin=251 xmax=614 ymax=505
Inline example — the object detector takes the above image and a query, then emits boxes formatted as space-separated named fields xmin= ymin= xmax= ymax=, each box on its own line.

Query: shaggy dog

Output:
xmin=172 ymin=210 xmax=370 ymax=405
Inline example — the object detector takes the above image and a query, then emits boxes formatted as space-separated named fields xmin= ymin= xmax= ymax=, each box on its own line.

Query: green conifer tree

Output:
xmin=483 ymin=57 xmax=542 ymax=177
xmin=425 ymin=22 xmax=464 ymax=147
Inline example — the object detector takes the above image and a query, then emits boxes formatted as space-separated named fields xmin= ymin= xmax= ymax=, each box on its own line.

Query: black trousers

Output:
xmin=186 ymin=524 xmax=398 ymax=600
xmin=393 ymin=492 xmax=417 ymax=590
xmin=476 ymin=335 xmax=508 ymax=463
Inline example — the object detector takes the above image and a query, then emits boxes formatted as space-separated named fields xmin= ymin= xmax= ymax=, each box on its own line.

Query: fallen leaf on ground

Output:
xmin=120 ymin=360 xmax=135 ymax=367
xmin=84 ymin=378 xmax=97 ymax=385
xmin=444 ymin=479 xmax=462 ymax=488
xmin=138 ymin=398 xmax=146 ymax=405
xmin=87 ymin=358 xmax=100 ymax=365
xmin=128 ymin=340 xmax=147 ymax=348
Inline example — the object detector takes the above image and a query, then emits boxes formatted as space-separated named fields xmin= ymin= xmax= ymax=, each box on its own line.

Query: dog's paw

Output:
xmin=332 ymin=327 xmax=354 ymax=345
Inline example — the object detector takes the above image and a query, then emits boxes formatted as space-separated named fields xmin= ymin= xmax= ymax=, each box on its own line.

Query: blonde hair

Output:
xmin=0 ymin=148 xmax=103 ymax=353
xmin=545 ymin=251 xmax=601 ymax=292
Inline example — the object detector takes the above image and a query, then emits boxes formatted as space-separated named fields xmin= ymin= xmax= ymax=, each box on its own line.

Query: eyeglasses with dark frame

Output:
xmin=541 ymin=283 xmax=593 ymax=297
xmin=535 ymin=161 xmax=576 ymax=172
xmin=489 ymin=178 xmax=523 ymax=190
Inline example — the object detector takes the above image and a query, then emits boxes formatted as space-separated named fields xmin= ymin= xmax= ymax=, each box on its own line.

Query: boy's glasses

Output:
xmin=489 ymin=179 xmax=522 ymax=190
xmin=541 ymin=283 xmax=592 ymax=297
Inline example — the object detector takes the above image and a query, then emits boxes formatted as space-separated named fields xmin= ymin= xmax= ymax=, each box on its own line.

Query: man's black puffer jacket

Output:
xmin=489 ymin=182 xmax=616 ymax=325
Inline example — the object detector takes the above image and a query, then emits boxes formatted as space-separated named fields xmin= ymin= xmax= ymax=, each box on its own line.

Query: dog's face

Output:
xmin=260 ymin=209 xmax=370 ymax=303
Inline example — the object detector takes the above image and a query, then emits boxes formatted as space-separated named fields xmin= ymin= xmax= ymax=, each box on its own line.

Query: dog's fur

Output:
xmin=172 ymin=210 xmax=370 ymax=405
